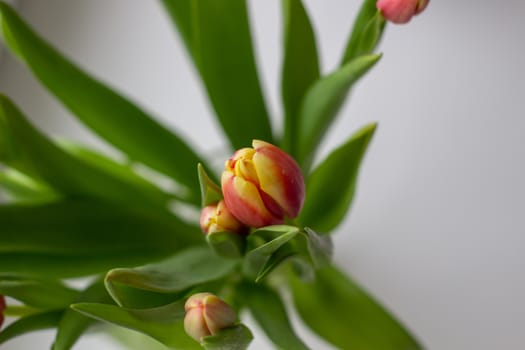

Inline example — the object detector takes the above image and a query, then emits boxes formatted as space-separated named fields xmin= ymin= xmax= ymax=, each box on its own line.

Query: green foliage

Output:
xmin=201 ymin=324 xmax=253 ymax=350
xmin=289 ymin=265 xmax=422 ymax=349
xmin=0 ymin=310 xmax=63 ymax=345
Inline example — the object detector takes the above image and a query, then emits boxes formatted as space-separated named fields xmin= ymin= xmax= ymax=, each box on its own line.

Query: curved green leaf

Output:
xmin=289 ymin=264 xmax=422 ymax=350
xmin=201 ymin=324 xmax=253 ymax=350
xmin=0 ymin=199 xmax=202 ymax=278
xmin=105 ymin=246 xmax=237 ymax=308
xmin=72 ymin=301 xmax=200 ymax=350
xmin=0 ymin=2 xmax=207 ymax=204
xmin=299 ymin=123 xmax=377 ymax=232
xmin=281 ymin=0 xmax=320 ymax=155
xmin=0 ymin=276 xmax=78 ymax=309
xmin=0 ymin=310 xmax=63 ymax=345
xmin=340 ymin=0 xmax=385 ymax=65
xmin=240 ymin=282 xmax=309 ymax=350
xmin=297 ymin=54 xmax=381 ymax=170
xmin=0 ymin=168 xmax=57 ymax=203
xmin=53 ymin=280 xmax=113 ymax=350
xmin=0 ymin=95 xmax=169 ymax=210
xmin=163 ymin=0 xmax=273 ymax=149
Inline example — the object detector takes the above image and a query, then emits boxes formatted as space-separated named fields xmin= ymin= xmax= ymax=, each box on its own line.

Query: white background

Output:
xmin=1 ymin=1 xmax=524 ymax=349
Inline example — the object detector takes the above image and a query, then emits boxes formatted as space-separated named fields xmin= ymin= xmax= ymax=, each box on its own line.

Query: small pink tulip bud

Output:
xmin=199 ymin=200 xmax=247 ymax=235
xmin=376 ymin=0 xmax=429 ymax=24
xmin=184 ymin=292 xmax=237 ymax=342
xmin=221 ymin=140 xmax=305 ymax=228
xmin=0 ymin=295 xmax=5 ymax=329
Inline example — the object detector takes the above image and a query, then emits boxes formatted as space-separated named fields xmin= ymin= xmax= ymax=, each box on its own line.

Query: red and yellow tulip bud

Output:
xmin=199 ymin=200 xmax=246 ymax=235
xmin=184 ymin=292 xmax=237 ymax=342
xmin=221 ymin=140 xmax=305 ymax=228
xmin=0 ymin=295 xmax=5 ymax=329
xmin=376 ymin=0 xmax=429 ymax=24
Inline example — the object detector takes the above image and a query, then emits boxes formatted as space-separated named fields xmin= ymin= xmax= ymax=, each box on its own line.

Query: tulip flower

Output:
xmin=199 ymin=200 xmax=246 ymax=235
xmin=221 ymin=140 xmax=305 ymax=228
xmin=0 ymin=295 xmax=5 ymax=329
xmin=184 ymin=292 xmax=237 ymax=342
xmin=376 ymin=0 xmax=429 ymax=24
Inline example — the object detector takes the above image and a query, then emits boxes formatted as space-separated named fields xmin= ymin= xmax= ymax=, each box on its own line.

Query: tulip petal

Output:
xmin=252 ymin=141 xmax=304 ymax=218
xmin=202 ymin=294 xmax=237 ymax=335
xmin=184 ymin=307 xmax=211 ymax=341
xmin=221 ymin=172 xmax=281 ymax=227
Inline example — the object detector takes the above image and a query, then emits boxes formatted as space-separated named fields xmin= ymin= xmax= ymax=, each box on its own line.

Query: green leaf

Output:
xmin=240 ymin=282 xmax=309 ymax=350
xmin=340 ymin=0 xmax=385 ymax=65
xmin=53 ymin=280 xmax=113 ymax=350
xmin=201 ymin=324 xmax=253 ymax=350
xmin=0 ymin=95 xmax=169 ymax=210
xmin=206 ymin=232 xmax=245 ymax=259
xmin=289 ymin=264 xmax=422 ymax=350
xmin=0 ymin=168 xmax=57 ymax=203
xmin=299 ymin=123 xmax=376 ymax=232
xmin=0 ymin=2 xmax=208 ymax=204
xmin=198 ymin=163 xmax=222 ymax=207
xmin=0 ymin=276 xmax=78 ymax=309
xmin=296 ymin=54 xmax=381 ymax=170
xmin=301 ymin=228 xmax=333 ymax=267
xmin=0 ymin=310 xmax=63 ymax=345
xmin=163 ymin=0 xmax=273 ymax=149
xmin=105 ymin=246 xmax=237 ymax=308
xmin=0 ymin=199 xmax=202 ymax=278
xmin=72 ymin=301 xmax=201 ymax=350
xmin=281 ymin=0 xmax=320 ymax=156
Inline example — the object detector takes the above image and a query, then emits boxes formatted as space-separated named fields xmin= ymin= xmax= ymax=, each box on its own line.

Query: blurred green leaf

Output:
xmin=0 ymin=2 xmax=208 ymax=205
xmin=299 ymin=123 xmax=376 ymax=232
xmin=72 ymin=301 xmax=201 ymax=350
xmin=53 ymin=280 xmax=113 ymax=350
xmin=163 ymin=0 xmax=273 ymax=149
xmin=206 ymin=232 xmax=245 ymax=259
xmin=301 ymin=228 xmax=333 ymax=267
xmin=201 ymin=324 xmax=253 ymax=350
xmin=0 ymin=276 xmax=78 ymax=309
xmin=0 ymin=310 xmax=63 ymax=345
xmin=0 ymin=168 xmax=57 ymax=203
xmin=297 ymin=55 xmax=381 ymax=170
xmin=340 ymin=0 xmax=385 ymax=65
xmin=240 ymin=282 xmax=309 ymax=350
xmin=105 ymin=246 xmax=237 ymax=308
xmin=289 ymin=264 xmax=421 ymax=350
xmin=281 ymin=0 xmax=320 ymax=156
xmin=0 ymin=199 xmax=202 ymax=278
xmin=0 ymin=95 xmax=169 ymax=210
xmin=198 ymin=163 xmax=222 ymax=207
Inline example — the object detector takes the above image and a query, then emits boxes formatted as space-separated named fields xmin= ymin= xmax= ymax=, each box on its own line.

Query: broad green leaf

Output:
xmin=0 ymin=95 xmax=169 ymax=210
xmin=53 ymin=280 xmax=113 ymax=350
xmin=163 ymin=0 xmax=273 ymax=149
xmin=0 ymin=199 xmax=202 ymax=278
xmin=206 ymin=232 xmax=245 ymax=259
xmin=340 ymin=0 xmax=385 ymax=65
xmin=240 ymin=282 xmax=309 ymax=350
xmin=297 ymin=54 xmax=381 ymax=170
xmin=0 ymin=168 xmax=57 ymax=203
xmin=281 ymin=0 xmax=320 ymax=156
xmin=72 ymin=301 xmax=201 ymax=350
xmin=289 ymin=264 xmax=422 ymax=350
xmin=299 ymin=123 xmax=376 ymax=232
xmin=201 ymin=324 xmax=253 ymax=350
xmin=105 ymin=246 xmax=237 ymax=308
xmin=0 ymin=2 xmax=208 ymax=204
xmin=0 ymin=310 xmax=63 ymax=345
xmin=0 ymin=276 xmax=78 ymax=309
xmin=198 ymin=163 xmax=222 ymax=207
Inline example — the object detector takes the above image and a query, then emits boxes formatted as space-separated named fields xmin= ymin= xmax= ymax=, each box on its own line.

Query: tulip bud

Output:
xmin=0 ymin=295 xmax=5 ymax=329
xmin=184 ymin=292 xmax=237 ymax=342
xmin=199 ymin=200 xmax=247 ymax=235
xmin=376 ymin=0 xmax=429 ymax=24
xmin=221 ymin=140 xmax=305 ymax=228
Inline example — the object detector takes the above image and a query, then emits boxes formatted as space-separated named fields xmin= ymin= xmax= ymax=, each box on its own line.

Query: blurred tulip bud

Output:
xmin=199 ymin=200 xmax=246 ymax=235
xmin=184 ymin=292 xmax=237 ymax=342
xmin=376 ymin=0 xmax=429 ymax=24
xmin=221 ymin=140 xmax=305 ymax=228
xmin=0 ymin=295 xmax=5 ymax=329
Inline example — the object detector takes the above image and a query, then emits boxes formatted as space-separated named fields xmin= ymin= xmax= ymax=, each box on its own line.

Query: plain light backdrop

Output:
xmin=1 ymin=1 xmax=524 ymax=349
